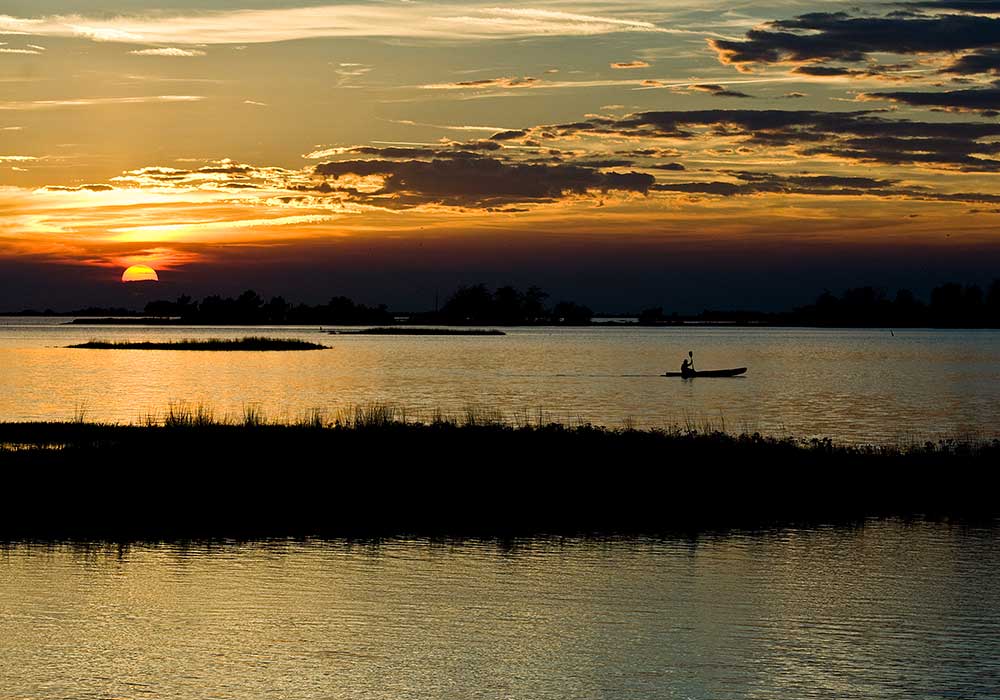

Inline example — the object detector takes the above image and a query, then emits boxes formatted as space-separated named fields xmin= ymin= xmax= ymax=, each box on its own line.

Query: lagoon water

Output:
xmin=1 ymin=318 xmax=999 ymax=443
xmin=2 ymin=521 xmax=999 ymax=699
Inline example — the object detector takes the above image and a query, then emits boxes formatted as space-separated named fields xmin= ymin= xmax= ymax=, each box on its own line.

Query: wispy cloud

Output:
xmin=417 ymin=73 xmax=804 ymax=95
xmin=0 ymin=95 xmax=205 ymax=110
xmin=684 ymin=83 xmax=753 ymax=98
xmin=611 ymin=60 xmax=650 ymax=69
xmin=421 ymin=76 xmax=541 ymax=89
xmin=129 ymin=47 xmax=207 ymax=57
xmin=385 ymin=119 xmax=518 ymax=133
xmin=109 ymin=214 xmax=335 ymax=242
xmin=334 ymin=62 xmax=374 ymax=86
xmin=0 ymin=5 xmax=670 ymax=45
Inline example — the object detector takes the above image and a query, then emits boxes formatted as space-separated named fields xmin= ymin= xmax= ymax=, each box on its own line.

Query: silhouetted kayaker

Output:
xmin=680 ymin=351 xmax=695 ymax=377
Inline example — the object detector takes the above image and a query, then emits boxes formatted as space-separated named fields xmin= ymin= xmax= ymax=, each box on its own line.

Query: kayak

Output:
xmin=662 ymin=367 xmax=747 ymax=378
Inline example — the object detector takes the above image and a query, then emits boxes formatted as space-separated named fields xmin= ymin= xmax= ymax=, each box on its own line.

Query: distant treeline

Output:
xmin=419 ymin=284 xmax=593 ymax=325
xmin=639 ymin=280 xmax=1000 ymax=328
xmin=113 ymin=285 xmax=591 ymax=325
xmin=7 ymin=280 xmax=1000 ymax=327
xmin=143 ymin=291 xmax=395 ymax=325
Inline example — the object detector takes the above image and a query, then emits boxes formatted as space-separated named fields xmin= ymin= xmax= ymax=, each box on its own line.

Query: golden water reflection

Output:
xmin=1 ymin=522 xmax=998 ymax=699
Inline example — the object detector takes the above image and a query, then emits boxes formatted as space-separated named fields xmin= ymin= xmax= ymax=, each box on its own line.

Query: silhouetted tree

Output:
xmin=638 ymin=307 xmax=667 ymax=325
xmin=233 ymin=290 xmax=264 ymax=323
xmin=892 ymin=289 xmax=924 ymax=326
xmin=264 ymin=296 xmax=291 ymax=323
xmin=987 ymin=279 xmax=1000 ymax=326
xmin=523 ymin=286 xmax=549 ymax=323
xmin=441 ymin=284 xmax=494 ymax=323
xmin=552 ymin=301 xmax=593 ymax=325
xmin=144 ymin=294 xmax=196 ymax=318
xmin=930 ymin=283 xmax=966 ymax=326
xmin=198 ymin=295 xmax=232 ymax=322
xmin=493 ymin=286 xmax=524 ymax=324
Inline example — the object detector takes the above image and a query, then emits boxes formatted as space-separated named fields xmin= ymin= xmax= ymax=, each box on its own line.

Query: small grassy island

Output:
xmin=330 ymin=327 xmax=506 ymax=336
xmin=67 ymin=337 xmax=328 ymax=351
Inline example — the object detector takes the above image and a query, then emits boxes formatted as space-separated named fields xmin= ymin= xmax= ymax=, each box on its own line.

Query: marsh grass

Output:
xmin=240 ymin=403 xmax=266 ymax=427
xmin=72 ymin=401 xmax=89 ymax=424
xmin=68 ymin=337 xmax=327 ymax=351
xmin=5 ymin=401 xmax=999 ymax=462
xmin=3 ymin=401 xmax=998 ymax=539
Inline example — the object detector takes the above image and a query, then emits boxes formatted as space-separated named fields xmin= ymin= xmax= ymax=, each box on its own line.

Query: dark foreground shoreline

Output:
xmin=2 ymin=419 xmax=996 ymax=540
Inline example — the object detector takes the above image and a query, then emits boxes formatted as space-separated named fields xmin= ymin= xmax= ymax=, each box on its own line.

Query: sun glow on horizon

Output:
xmin=121 ymin=264 xmax=159 ymax=282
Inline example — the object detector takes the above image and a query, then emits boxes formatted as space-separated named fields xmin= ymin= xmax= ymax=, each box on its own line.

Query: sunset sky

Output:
xmin=2 ymin=0 xmax=1000 ymax=310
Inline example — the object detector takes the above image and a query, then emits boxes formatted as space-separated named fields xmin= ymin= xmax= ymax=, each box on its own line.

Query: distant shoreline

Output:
xmin=328 ymin=327 xmax=506 ymax=336
xmin=4 ymin=278 xmax=1000 ymax=328
xmin=0 ymin=316 xmax=996 ymax=330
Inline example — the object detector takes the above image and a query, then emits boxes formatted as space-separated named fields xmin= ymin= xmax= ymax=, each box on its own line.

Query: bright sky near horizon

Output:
xmin=1 ymin=0 xmax=999 ymax=308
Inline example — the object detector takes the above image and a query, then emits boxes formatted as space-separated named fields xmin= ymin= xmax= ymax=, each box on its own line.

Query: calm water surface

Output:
xmin=1 ymin=521 xmax=998 ymax=699
xmin=1 ymin=318 xmax=999 ymax=443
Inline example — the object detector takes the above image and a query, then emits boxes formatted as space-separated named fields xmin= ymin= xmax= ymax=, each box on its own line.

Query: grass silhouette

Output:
xmin=1 ymin=403 xmax=997 ymax=540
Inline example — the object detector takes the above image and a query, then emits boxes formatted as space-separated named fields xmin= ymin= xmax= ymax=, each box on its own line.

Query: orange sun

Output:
xmin=121 ymin=265 xmax=159 ymax=282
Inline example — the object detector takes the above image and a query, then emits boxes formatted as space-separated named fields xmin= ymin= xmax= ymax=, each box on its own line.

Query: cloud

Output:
xmin=387 ymin=119 xmax=517 ymax=133
xmin=313 ymin=156 xmax=654 ymax=207
xmin=0 ymin=95 xmax=204 ymax=110
xmin=0 ymin=5 xmax=667 ymax=45
xmin=710 ymin=10 xmax=1000 ymax=73
xmin=533 ymin=108 xmax=1000 ymax=171
xmin=334 ymin=62 xmax=373 ymax=86
xmin=688 ymin=84 xmax=753 ymax=98
xmin=100 ymin=147 xmax=657 ymax=211
xmin=421 ymin=76 xmax=541 ymax=90
xmin=611 ymin=60 xmax=650 ymax=69
xmin=942 ymin=49 xmax=1000 ymax=75
xmin=305 ymin=142 xmax=504 ymax=161
xmin=649 ymin=170 xmax=1000 ymax=206
xmin=489 ymin=129 xmax=528 ymax=141
xmin=790 ymin=64 xmax=914 ymax=80
xmin=129 ymin=47 xmax=206 ymax=57
xmin=860 ymin=85 xmax=1000 ymax=113
xmin=904 ymin=0 xmax=1000 ymax=11
xmin=42 ymin=184 xmax=115 ymax=192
